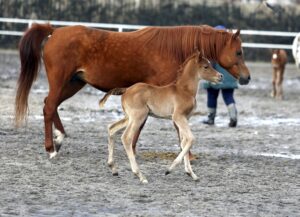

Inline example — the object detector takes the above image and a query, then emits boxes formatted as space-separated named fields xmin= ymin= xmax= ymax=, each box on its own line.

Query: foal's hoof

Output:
xmin=165 ymin=170 xmax=171 ymax=175
xmin=141 ymin=179 xmax=148 ymax=184
xmin=112 ymin=171 xmax=119 ymax=176
xmin=186 ymin=172 xmax=199 ymax=181
xmin=49 ymin=151 xmax=58 ymax=159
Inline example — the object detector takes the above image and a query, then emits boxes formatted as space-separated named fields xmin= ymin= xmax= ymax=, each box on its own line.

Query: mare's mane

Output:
xmin=135 ymin=25 xmax=233 ymax=63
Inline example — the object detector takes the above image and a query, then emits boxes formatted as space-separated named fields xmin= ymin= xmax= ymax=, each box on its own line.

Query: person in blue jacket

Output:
xmin=202 ymin=25 xmax=238 ymax=127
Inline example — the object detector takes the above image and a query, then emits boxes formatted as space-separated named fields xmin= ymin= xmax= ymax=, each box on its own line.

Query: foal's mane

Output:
xmin=135 ymin=25 xmax=233 ymax=63
xmin=175 ymin=51 xmax=208 ymax=81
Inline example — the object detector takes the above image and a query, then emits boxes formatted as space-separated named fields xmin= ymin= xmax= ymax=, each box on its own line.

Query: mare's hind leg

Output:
xmin=44 ymin=79 xmax=86 ymax=158
xmin=52 ymin=79 xmax=86 ymax=150
xmin=107 ymin=117 xmax=129 ymax=175
xmin=44 ymin=97 xmax=65 ymax=148
xmin=121 ymin=114 xmax=148 ymax=183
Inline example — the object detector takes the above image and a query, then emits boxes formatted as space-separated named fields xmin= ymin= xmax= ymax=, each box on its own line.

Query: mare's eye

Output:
xmin=204 ymin=65 xmax=209 ymax=69
xmin=236 ymin=51 xmax=242 ymax=56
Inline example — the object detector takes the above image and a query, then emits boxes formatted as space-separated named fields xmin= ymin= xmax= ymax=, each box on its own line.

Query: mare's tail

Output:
xmin=99 ymin=88 xmax=127 ymax=108
xmin=15 ymin=23 xmax=54 ymax=127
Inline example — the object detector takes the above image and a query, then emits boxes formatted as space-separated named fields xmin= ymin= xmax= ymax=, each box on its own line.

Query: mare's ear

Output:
xmin=232 ymin=29 xmax=240 ymax=40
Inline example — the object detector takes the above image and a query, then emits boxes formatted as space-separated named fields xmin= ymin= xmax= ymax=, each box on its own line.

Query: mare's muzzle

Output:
xmin=239 ymin=75 xmax=251 ymax=85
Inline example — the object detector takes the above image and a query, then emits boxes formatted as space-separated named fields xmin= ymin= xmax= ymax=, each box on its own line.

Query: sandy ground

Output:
xmin=0 ymin=50 xmax=299 ymax=217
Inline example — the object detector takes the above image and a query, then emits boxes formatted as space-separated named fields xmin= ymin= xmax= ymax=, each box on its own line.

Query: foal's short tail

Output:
xmin=15 ymin=23 xmax=54 ymax=127
xmin=99 ymin=88 xmax=127 ymax=108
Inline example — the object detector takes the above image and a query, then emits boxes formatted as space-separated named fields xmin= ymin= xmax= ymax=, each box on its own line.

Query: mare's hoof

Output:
xmin=112 ymin=171 xmax=119 ymax=176
xmin=55 ymin=144 xmax=62 ymax=152
xmin=49 ymin=151 xmax=58 ymax=159
xmin=165 ymin=170 xmax=170 ymax=175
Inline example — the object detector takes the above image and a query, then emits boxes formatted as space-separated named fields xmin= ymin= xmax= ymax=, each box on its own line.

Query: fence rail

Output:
xmin=0 ymin=17 xmax=297 ymax=50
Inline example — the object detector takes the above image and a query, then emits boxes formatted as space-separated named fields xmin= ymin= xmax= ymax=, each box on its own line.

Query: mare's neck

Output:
xmin=175 ymin=61 xmax=199 ymax=96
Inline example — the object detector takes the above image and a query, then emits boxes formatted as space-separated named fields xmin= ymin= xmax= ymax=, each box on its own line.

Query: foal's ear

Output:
xmin=195 ymin=49 xmax=201 ymax=63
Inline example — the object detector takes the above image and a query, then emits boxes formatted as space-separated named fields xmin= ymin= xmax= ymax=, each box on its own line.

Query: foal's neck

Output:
xmin=175 ymin=60 xmax=199 ymax=96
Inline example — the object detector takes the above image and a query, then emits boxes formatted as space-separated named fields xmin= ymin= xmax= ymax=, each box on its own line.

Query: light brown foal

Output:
xmin=271 ymin=49 xmax=287 ymax=100
xmin=99 ymin=52 xmax=222 ymax=183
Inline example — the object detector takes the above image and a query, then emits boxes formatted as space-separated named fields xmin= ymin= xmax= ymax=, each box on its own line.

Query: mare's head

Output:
xmin=193 ymin=52 xmax=223 ymax=84
xmin=218 ymin=30 xmax=251 ymax=85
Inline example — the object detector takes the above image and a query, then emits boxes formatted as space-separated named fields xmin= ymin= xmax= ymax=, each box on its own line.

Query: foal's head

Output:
xmin=193 ymin=52 xmax=223 ymax=84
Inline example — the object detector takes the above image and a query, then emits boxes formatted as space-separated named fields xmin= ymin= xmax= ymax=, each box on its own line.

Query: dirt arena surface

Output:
xmin=0 ymin=50 xmax=299 ymax=216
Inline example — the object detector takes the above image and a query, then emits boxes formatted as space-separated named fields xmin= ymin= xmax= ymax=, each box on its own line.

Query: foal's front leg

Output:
xmin=167 ymin=115 xmax=198 ymax=181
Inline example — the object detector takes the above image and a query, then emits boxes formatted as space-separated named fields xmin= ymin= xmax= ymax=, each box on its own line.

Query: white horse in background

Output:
xmin=292 ymin=33 xmax=300 ymax=69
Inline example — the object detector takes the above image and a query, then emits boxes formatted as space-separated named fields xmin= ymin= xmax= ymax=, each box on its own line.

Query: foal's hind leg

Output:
xmin=132 ymin=117 xmax=147 ymax=155
xmin=121 ymin=114 xmax=148 ymax=183
xmin=107 ymin=117 xmax=128 ymax=175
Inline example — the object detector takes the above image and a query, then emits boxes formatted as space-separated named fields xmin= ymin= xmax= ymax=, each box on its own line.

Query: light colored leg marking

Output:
xmin=49 ymin=151 xmax=58 ymax=159
xmin=54 ymin=129 xmax=65 ymax=145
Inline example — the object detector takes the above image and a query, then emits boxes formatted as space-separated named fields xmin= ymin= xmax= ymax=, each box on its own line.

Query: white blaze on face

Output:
xmin=272 ymin=53 xmax=278 ymax=59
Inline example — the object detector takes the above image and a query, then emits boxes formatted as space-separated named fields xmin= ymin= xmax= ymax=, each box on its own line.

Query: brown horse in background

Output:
xmin=271 ymin=49 xmax=287 ymax=100
xmin=15 ymin=23 xmax=251 ymax=158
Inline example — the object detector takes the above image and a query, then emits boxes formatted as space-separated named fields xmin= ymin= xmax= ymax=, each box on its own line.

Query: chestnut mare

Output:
xmin=271 ymin=49 xmax=287 ymax=100
xmin=99 ymin=52 xmax=223 ymax=183
xmin=15 ymin=23 xmax=250 ymax=158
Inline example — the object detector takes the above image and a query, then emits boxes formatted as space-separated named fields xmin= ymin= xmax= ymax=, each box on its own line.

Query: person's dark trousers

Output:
xmin=204 ymin=88 xmax=237 ymax=127
xmin=207 ymin=88 xmax=235 ymax=108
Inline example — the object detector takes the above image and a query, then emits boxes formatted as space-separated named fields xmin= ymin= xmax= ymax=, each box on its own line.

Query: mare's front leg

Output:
xmin=107 ymin=117 xmax=128 ymax=175
xmin=121 ymin=115 xmax=148 ymax=183
xmin=167 ymin=114 xmax=198 ymax=181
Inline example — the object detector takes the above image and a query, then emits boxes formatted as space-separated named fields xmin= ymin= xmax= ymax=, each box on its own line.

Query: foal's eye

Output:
xmin=204 ymin=65 xmax=209 ymax=69
xmin=236 ymin=51 xmax=242 ymax=57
